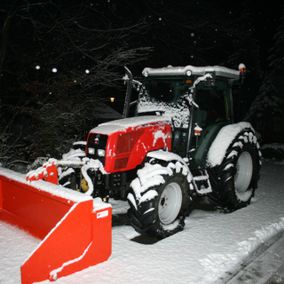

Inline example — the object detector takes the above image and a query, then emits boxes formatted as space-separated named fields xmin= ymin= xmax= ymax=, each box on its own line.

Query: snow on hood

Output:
xmin=90 ymin=115 xmax=171 ymax=135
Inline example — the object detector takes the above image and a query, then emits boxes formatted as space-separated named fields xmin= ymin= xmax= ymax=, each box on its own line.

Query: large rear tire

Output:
xmin=127 ymin=160 xmax=191 ymax=238
xmin=209 ymin=129 xmax=261 ymax=211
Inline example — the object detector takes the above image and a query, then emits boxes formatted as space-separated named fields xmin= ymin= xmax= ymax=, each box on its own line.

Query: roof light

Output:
xmin=186 ymin=70 xmax=192 ymax=77
xmin=238 ymin=63 xmax=246 ymax=74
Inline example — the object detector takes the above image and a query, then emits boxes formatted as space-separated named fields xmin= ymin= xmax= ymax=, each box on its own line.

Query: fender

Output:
xmin=193 ymin=121 xmax=228 ymax=168
xmin=206 ymin=121 xmax=256 ymax=168
xmin=146 ymin=150 xmax=193 ymax=184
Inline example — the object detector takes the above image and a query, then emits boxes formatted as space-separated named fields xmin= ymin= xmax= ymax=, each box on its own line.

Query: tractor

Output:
xmin=27 ymin=64 xmax=261 ymax=238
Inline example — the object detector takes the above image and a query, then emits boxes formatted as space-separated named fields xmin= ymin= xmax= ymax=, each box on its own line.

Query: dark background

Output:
xmin=0 ymin=0 xmax=283 ymax=168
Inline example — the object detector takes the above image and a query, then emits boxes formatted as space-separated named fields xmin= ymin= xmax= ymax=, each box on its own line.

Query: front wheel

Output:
xmin=127 ymin=160 xmax=191 ymax=238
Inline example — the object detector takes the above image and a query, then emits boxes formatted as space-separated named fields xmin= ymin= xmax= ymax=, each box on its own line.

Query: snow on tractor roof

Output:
xmin=142 ymin=65 xmax=240 ymax=80
xmin=91 ymin=115 xmax=171 ymax=135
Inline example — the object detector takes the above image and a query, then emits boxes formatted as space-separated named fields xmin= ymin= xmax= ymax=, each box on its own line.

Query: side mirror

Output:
xmin=122 ymin=66 xmax=133 ymax=118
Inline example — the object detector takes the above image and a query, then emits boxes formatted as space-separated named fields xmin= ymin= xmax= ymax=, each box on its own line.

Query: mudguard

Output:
xmin=193 ymin=122 xmax=228 ymax=168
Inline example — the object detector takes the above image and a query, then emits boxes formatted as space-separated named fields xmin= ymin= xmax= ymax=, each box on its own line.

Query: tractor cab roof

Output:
xmin=142 ymin=65 xmax=240 ymax=81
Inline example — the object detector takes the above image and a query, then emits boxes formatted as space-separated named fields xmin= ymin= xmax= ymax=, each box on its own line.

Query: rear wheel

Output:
xmin=234 ymin=151 xmax=253 ymax=201
xmin=209 ymin=129 xmax=261 ymax=210
xmin=127 ymin=160 xmax=192 ymax=238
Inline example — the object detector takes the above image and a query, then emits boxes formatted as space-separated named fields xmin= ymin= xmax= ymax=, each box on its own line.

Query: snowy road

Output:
xmin=1 ymin=160 xmax=284 ymax=284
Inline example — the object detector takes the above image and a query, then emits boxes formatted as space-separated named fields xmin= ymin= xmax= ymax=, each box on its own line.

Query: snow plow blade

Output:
xmin=0 ymin=168 xmax=112 ymax=284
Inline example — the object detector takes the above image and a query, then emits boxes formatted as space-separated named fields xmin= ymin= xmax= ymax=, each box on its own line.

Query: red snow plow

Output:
xmin=0 ymin=168 xmax=112 ymax=283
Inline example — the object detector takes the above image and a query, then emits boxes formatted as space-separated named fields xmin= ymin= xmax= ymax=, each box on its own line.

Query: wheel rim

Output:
xmin=158 ymin=182 xmax=182 ymax=225
xmin=234 ymin=151 xmax=253 ymax=197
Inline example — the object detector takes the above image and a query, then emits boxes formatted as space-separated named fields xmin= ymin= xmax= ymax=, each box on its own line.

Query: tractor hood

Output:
xmin=87 ymin=115 xmax=172 ymax=173
xmin=90 ymin=115 xmax=171 ymax=135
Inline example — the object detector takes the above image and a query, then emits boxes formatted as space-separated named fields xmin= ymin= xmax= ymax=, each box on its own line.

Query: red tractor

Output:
xmin=28 ymin=64 xmax=261 ymax=238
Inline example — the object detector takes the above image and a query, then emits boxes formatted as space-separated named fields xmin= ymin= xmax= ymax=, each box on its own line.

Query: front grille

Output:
xmin=86 ymin=133 xmax=108 ymax=164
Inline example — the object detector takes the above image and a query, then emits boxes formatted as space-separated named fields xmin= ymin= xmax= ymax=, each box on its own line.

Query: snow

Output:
xmin=62 ymin=148 xmax=85 ymax=161
xmin=153 ymin=130 xmax=169 ymax=146
xmin=147 ymin=149 xmax=187 ymax=164
xmin=93 ymin=197 xmax=112 ymax=211
xmin=72 ymin=141 xmax=86 ymax=146
xmin=81 ymin=159 xmax=108 ymax=194
xmin=142 ymin=65 xmax=240 ymax=80
xmin=58 ymin=167 xmax=75 ymax=180
xmin=91 ymin=115 xmax=171 ymax=135
xmin=207 ymin=122 xmax=253 ymax=167
xmin=0 ymin=223 xmax=40 ymax=284
xmin=262 ymin=143 xmax=284 ymax=151
xmin=90 ymin=124 xmax=123 ymax=135
xmin=139 ymin=189 xmax=158 ymax=204
xmin=138 ymin=92 xmax=190 ymax=128
xmin=1 ymin=161 xmax=284 ymax=283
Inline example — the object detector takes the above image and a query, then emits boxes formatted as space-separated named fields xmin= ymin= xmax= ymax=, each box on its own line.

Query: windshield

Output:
xmin=137 ymin=78 xmax=192 ymax=128
xmin=144 ymin=78 xmax=191 ymax=103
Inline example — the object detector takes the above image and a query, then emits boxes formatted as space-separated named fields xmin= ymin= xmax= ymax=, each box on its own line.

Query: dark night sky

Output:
xmin=0 ymin=0 xmax=283 ymax=163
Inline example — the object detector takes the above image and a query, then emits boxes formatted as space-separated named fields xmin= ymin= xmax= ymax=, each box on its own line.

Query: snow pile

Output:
xmin=239 ymin=219 xmax=284 ymax=252
xmin=207 ymin=122 xmax=254 ymax=167
xmin=261 ymin=143 xmax=284 ymax=161
xmin=200 ymin=217 xmax=284 ymax=282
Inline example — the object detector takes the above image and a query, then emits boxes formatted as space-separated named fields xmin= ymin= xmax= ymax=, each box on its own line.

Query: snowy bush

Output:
xmin=261 ymin=144 xmax=284 ymax=160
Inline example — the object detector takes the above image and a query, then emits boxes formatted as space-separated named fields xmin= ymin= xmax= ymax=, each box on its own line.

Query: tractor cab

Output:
xmin=125 ymin=65 xmax=242 ymax=167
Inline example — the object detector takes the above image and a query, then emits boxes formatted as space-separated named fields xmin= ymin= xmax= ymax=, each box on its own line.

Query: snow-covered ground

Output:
xmin=1 ymin=160 xmax=284 ymax=284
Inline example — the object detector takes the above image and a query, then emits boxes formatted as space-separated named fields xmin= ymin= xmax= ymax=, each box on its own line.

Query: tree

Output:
xmin=247 ymin=4 xmax=284 ymax=142
xmin=0 ymin=0 xmax=152 ymax=167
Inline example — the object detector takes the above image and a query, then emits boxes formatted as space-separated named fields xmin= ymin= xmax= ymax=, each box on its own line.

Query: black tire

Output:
xmin=58 ymin=141 xmax=86 ymax=190
xmin=209 ymin=128 xmax=261 ymax=211
xmin=127 ymin=160 xmax=192 ymax=238
xmin=58 ymin=168 xmax=78 ymax=190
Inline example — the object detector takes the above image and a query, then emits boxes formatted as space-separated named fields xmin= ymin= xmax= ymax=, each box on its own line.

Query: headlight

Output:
xmin=97 ymin=149 xmax=105 ymax=157
xmin=88 ymin=148 xmax=95 ymax=155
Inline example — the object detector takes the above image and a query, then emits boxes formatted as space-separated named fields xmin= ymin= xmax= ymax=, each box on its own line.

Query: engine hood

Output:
xmin=90 ymin=115 xmax=171 ymax=135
